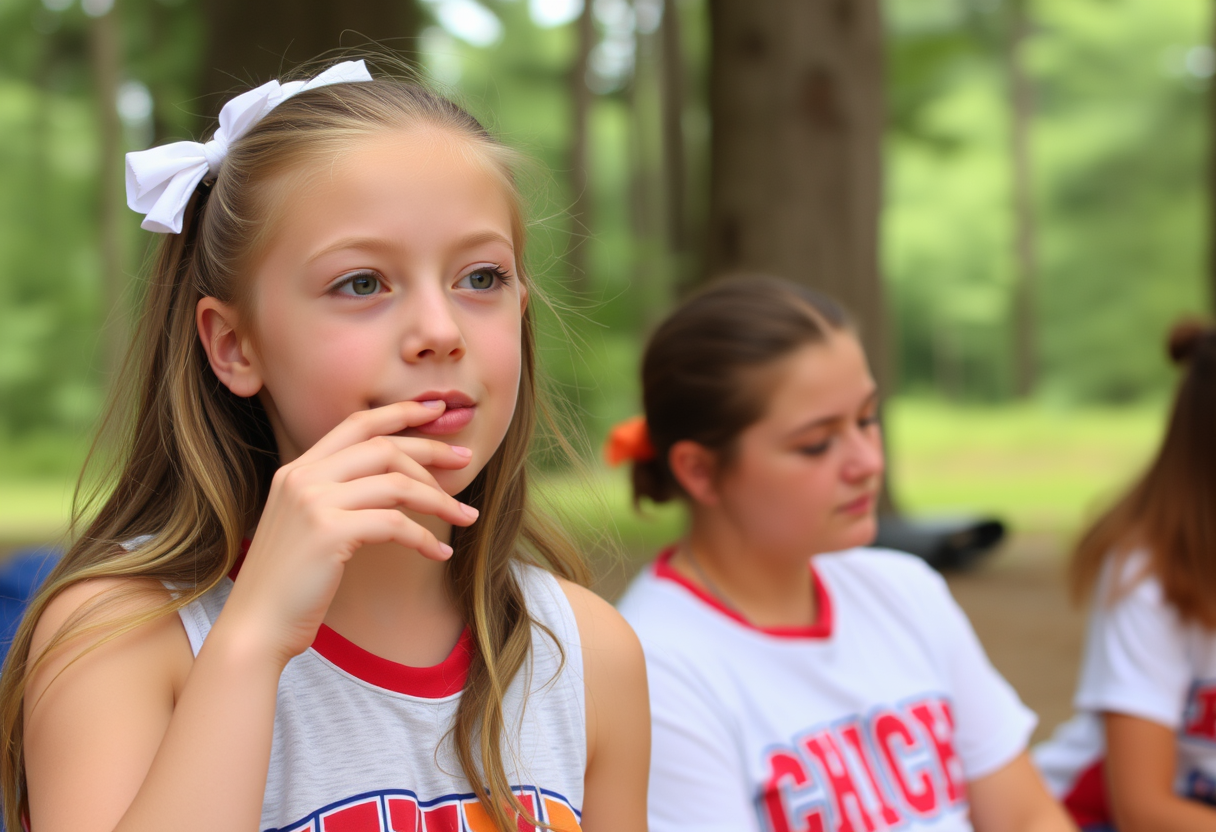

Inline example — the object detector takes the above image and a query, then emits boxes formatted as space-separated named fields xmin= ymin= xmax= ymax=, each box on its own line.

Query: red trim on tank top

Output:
xmin=231 ymin=539 xmax=473 ymax=698
xmin=652 ymin=546 xmax=834 ymax=639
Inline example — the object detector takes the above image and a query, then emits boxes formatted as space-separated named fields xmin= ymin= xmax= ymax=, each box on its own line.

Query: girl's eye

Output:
xmin=336 ymin=271 xmax=383 ymax=297
xmin=458 ymin=266 xmax=510 ymax=291
xmin=800 ymin=440 xmax=832 ymax=457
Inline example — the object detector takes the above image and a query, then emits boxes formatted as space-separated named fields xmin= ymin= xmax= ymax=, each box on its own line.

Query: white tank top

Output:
xmin=176 ymin=563 xmax=586 ymax=832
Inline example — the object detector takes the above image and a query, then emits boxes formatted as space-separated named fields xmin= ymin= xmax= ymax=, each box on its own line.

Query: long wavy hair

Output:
xmin=1071 ymin=319 xmax=1216 ymax=626
xmin=0 ymin=70 xmax=589 ymax=832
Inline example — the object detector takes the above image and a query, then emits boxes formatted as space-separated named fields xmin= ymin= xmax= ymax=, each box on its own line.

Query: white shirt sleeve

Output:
xmin=643 ymin=652 xmax=762 ymax=832
xmin=1074 ymin=558 xmax=1192 ymax=729
xmin=920 ymin=567 xmax=1038 ymax=780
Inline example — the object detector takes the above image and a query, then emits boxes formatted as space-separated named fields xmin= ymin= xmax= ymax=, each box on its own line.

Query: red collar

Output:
xmin=652 ymin=546 xmax=834 ymax=639
xmin=232 ymin=539 xmax=472 ymax=698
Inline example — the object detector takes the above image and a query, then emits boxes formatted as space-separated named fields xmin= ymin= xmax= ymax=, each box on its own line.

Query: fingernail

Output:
xmin=440 ymin=542 xmax=454 ymax=556
xmin=451 ymin=445 xmax=473 ymax=458
xmin=420 ymin=399 xmax=444 ymax=409
xmin=462 ymin=504 xmax=480 ymax=520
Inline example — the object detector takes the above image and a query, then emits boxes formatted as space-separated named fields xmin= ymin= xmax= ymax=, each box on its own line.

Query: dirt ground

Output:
xmin=942 ymin=533 xmax=1087 ymax=743
xmin=1 ymin=533 xmax=1086 ymax=741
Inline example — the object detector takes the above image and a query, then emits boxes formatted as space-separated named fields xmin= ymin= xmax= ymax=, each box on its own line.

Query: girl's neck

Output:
xmin=679 ymin=512 xmax=819 ymax=629
xmin=324 ymin=513 xmax=464 ymax=667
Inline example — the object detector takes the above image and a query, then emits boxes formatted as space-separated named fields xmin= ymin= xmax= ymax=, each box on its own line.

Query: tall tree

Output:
xmin=704 ymin=0 xmax=889 ymax=388
xmin=90 ymin=3 xmax=126 ymax=379
xmin=566 ymin=0 xmax=595 ymax=295
xmin=198 ymin=0 xmax=422 ymax=115
xmin=1008 ymin=0 xmax=1038 ymax=397
xmin=659 ymin=0 xmax=688 ymax=266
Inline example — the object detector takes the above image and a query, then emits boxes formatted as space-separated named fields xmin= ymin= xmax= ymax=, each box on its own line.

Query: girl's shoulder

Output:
xmin=553 ymin=574 xmax=643 ymax=659
xmin=27 ymin=575 xmax=192 ymax=719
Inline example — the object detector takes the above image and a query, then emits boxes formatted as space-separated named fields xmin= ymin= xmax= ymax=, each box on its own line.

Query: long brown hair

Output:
xmin=0 ymin=66 xmax=589 ymax=832
xmin=631 ymin=275 xmax=851 ymax=504
xmin=1071 ymin=319 xmax=1216 ymax=625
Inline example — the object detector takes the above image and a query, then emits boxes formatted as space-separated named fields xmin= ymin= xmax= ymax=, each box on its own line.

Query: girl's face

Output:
xmin=231 ymin=128 xmax=525 ymax=495
xmin=711 ymin=334 xmax=884 ymax=557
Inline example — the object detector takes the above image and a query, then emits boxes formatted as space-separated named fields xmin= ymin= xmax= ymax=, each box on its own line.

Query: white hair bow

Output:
xmin=125 ymin=60 xmax=374 ymax=235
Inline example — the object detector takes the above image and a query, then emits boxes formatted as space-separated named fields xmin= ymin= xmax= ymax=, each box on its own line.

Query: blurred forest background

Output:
xmin=0 ymin=0 xmax=1209 ymax=555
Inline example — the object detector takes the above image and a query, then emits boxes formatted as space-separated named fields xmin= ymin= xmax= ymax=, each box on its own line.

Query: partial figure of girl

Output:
xmin=1035 ymin=320 xmax=1216 ymax=832
xmin=613 ymin=276 xmax=1075 ymax=832
xmin=0 ymin=59 xmax=648 ymax=832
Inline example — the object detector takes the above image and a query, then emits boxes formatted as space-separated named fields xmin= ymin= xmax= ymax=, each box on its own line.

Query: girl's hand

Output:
xmin=220 ymin=400 xmax=479 ymax=668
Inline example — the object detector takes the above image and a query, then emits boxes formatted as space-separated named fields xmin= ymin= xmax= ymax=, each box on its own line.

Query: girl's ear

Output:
xmin=196 ymin=297 xmax=263 ymax=397
xmin=668 ymin=440 xmax=720 ymax=507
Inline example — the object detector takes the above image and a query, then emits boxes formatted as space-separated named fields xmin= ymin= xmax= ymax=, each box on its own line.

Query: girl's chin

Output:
xmin=824 ymin=515 xmax=879 ymax=553
xmin=432 ymin=466 xmax=479 ymax=499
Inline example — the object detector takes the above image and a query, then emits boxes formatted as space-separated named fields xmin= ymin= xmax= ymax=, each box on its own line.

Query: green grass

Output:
xmin=885 ymin=398 xmax=1165 ymax=534
xmin=0 ymin=397 xmax=1169 ymax=551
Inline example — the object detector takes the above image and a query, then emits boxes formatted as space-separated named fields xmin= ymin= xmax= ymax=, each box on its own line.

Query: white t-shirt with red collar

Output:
xmin=616 ymin=546 xmax=1035 ymax=832
xmin=1033 ymin=551 xmax=1216 ymax=826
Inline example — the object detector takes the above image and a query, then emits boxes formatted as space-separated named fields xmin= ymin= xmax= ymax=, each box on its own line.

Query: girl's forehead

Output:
xmin=263 ymin=129 xmax=518 ymax=254
xmin=760 ymin=336 xmax=875 ymax=425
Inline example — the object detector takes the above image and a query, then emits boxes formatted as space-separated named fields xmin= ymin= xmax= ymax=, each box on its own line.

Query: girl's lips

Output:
xmin=413 ymin=404 xmax=475 ymax=436
xmin=838 ymin=492 xmax=876 ymax=516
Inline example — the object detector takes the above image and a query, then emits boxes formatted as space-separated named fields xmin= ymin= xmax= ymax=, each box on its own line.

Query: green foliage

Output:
xmin=885 ymin=0 xmax=1210 ymax=403
xmin=0 ymin=0 xmax=1210 ymax=494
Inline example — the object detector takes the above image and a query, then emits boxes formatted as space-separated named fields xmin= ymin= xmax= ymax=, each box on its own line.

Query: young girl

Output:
xmin=613 ymin=276 xmax=1074 ymax=832
xmin=0 ymin=60 xmax=649 ymax=832
xmin=1034 ymin=321 xmax=1216 ymax=832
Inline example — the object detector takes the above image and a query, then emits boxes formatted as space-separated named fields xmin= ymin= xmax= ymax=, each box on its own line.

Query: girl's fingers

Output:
xmin=382 ymin=436 xmax=474 ymax=470
xmin=353 ymin=509 xmax=456 ymax=561
xmin=305 ymin=436 xmax=468 ymax=490
xmin=330 ymin=473 xmax=479 ymax=527
xmin=298 ymin=400 xmax=449 ymax=463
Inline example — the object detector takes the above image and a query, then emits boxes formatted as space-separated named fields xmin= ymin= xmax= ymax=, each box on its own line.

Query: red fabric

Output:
xmin=312 ymin=624 xmax=473 ymax=698
xmin=652 ymin=546 xmax=834 ymax=639
xmin=1062 ymin=759 xmax=1111 ymax=827
xmin=232 ymin=538 xmax=473 ymax=698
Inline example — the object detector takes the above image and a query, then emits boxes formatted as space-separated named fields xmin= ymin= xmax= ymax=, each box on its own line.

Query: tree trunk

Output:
xmin=659 ymin=0 xmax=688 ymax=260
xmin=566 ymin=0 xmax=595 ymax=295
xmin=198 ymin=0 xmax=422 ymax=117
xmin=90 ymin=5 xmax=126 ymax=380
xmin=1008 ymin=0 xmax=1038 ymax=397
xmin=705 ymin=0 xmax=889 ymax=391
xmin=706 ymin=0 xmax=893 ymax=510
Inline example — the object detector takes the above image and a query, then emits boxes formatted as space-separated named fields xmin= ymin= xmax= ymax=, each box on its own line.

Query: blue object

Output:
xmin=0 ymin=547 xmax=60 ymax=669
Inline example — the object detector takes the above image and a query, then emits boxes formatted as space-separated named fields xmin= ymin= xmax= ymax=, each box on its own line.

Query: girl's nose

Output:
xmin=401 ymin=287 xmax=466 ymax=362
xmin=843 ymin=423 xmax=885 ymax=483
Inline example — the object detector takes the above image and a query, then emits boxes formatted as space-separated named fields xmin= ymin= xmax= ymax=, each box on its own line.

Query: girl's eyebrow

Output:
xmin=305 ymin=230 xmax=515 ymax=265
xmin=784 ymin=388 xmax=879 ymax=439
xmin=306 ymin=236 xmax=397 ymax=263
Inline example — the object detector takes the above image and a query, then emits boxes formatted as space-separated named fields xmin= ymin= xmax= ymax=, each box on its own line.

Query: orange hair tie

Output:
xmin=604 ymin=416 xmax=657 ymax=466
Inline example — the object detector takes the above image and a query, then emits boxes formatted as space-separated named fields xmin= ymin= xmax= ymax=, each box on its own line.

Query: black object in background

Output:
xmin=875 ymin=515 xmax=1006 ymax=571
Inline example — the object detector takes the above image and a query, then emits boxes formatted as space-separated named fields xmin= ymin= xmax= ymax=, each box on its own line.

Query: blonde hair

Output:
xmin=0 ymin=69 xmax=589 ymax=832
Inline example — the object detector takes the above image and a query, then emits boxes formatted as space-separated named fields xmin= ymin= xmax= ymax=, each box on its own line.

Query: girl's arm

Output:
xmin=24 ymin=578 xmax=283 ymax=832
xmin=24 ymin=402 xmax=477 ymax=832
xmin=967 ymin=751 xmax=1077 ymax=832
xmin=1104 ymin=711 xmax=1216 ymax=832
xmin=559 ymin=581 xmax=650 ymax=832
